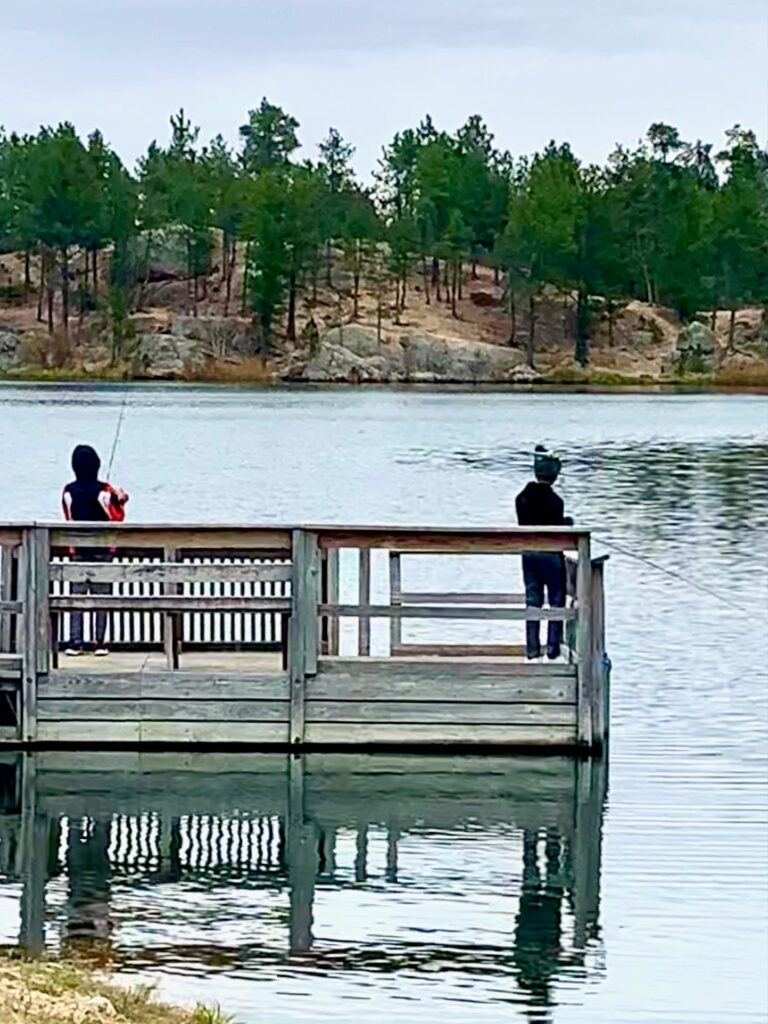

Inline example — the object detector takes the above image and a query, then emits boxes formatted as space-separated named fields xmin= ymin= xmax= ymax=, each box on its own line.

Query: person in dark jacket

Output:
xmin=62 ymin=445 xmax=128 ymax=656
xmin=516 ymin=446 xmax=571 ymax=660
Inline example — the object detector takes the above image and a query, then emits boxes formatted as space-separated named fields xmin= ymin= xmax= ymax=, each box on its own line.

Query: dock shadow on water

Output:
xmin=0 ymin=752 xmax=606 ymax=1022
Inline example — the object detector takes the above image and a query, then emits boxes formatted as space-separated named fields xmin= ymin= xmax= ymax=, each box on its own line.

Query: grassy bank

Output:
xmin=0 ymin=954 xmax=235 ymax=1024
xmin=2 ymin=360 xmax=768 ymax=390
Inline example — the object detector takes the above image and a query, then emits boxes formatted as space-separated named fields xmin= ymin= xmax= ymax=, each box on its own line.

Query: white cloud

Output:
xmin=0 ymin=0 xmax=765 ymax=176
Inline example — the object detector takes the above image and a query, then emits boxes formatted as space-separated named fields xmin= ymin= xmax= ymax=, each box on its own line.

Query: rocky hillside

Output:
xmin=0 ymin=248 xmax=766 ymax=385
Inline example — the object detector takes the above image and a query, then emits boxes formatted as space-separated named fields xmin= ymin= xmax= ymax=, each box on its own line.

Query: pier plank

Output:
xmin=50 ymin=563 xmax=293 ymax=584
xmin=321 ymin=603 xmax=575 ymax=621
xmin=305 ymin=701 xmax=575 ymax=725
xmin=40 ymin=672 xmax=289 ymax=700
xmin=309 ymin=674 xmax=575 ymax=703
xmin=38 ymin=699 xmax=290 ymax=722
xmin=303 ymin=723 xmax=575 ymax=746
xmin=51 ymin=596 xmax=291 ymax=613
xmin=140 ymin=721 xmax=289 ymax=743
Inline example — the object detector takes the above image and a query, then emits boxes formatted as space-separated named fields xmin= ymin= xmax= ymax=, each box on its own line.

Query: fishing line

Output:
xmin=106 ymin=388 xmax=130 ymax=478
xmin=591 ymin=532 xmax=749 ymax=614
xmin=504 ymin=446 xmax=750 ymax=614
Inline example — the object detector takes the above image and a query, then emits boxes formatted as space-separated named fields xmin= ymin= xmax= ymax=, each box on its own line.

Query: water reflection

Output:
xmin=0 ymin=753 xmax=605 ymax=1017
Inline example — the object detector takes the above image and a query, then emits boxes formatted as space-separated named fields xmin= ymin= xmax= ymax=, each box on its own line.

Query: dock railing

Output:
xmin=0 ymin=523 xmax=609 ymax=750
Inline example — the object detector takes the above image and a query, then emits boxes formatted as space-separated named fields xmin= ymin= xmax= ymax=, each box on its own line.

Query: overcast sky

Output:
xmin=2 ymin=0 xmax=766 ymax=177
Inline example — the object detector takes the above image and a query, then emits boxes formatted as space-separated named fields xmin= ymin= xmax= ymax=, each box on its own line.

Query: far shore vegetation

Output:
xmin=1 ymin=106 xmax=766 ymax=373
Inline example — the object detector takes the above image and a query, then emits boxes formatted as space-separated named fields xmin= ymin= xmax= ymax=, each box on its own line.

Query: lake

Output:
xmin=0 ymin=383 xmax=767 ymax=1023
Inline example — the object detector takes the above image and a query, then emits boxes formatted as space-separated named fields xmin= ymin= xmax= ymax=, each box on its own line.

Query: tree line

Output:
xmin=0 ymin=104 xmax=766 ymax=365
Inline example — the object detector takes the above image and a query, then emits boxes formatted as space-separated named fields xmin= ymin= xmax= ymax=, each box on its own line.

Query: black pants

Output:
xmin=522 ymin=553 xmax=565 ymax=659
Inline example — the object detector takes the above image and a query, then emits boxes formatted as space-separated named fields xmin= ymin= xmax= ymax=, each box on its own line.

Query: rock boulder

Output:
xmin=0 ymin=327 xmax=19 ymax=369
xmin=305 ymin=325 xmax=527 ymax=383
xmin=676 ymin=322 xmax=716 ymax=373
xmin=135 ymin=333 xmax=208 ymax=379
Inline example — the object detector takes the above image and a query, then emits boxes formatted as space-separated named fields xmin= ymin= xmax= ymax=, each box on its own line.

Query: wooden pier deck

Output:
xmin=0 ymin=523 xmax=609 ymax=751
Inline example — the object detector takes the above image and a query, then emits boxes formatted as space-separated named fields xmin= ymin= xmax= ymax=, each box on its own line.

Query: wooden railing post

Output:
xmin=590 ymin=557 xmax=608 ymax=745
xmin=290 ymin=531 xmax=320 ymax=746
xmin=388 ymin=552 xmax=402 ymax=656
xmin=575 ymin=535 xmax=593 ymax=749
xmin=20 ymin=527 xmax=49 ymax=744
xmin=0 ymin=544 xmax=16 ymax=652
xmin=358 ymin=548 xmax=371 ymax=656
xmin=163 ymin=547 xmax=181 ymax=670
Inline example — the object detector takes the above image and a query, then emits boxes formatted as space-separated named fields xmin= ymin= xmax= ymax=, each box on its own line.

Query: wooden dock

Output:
xmin=0 ymin=523 xmax=609 ymax=750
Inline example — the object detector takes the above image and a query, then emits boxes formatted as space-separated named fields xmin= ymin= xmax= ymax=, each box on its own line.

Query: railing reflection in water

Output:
xmin=0 ymin=752 xmax=606 ymax=1013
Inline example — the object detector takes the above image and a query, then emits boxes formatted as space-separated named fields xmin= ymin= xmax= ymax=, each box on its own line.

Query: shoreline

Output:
xmin=1 ymin=370 xmax=766 ymax=395
xmin=0 ymin=952 xmax=233 ymax=1024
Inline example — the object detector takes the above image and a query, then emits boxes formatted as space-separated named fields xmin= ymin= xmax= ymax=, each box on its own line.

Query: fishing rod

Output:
xmin=106 ymin=387 xmax=130 ymax=479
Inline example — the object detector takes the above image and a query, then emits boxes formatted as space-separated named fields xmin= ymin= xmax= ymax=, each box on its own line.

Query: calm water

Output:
xmin=0 ymin=383 xmax=767 ymax=1023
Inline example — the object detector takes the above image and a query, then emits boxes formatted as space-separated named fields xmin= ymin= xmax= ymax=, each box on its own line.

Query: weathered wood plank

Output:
xmin=50 ymin=527 xmax=293 ymax=551
xmin=140 ymin=721 xmax=289 ymax=743
xmin=400 ymin=592 xmax=528 ymax=604
xmin=0 ymin=654 xmax=22 ymax=675
xmin=40 ymin=672 xmax=289 ymax=700
xmin=50 ymin=562 xmax=293 ymax=584
xmin=308 ymin=674 xmax=575 ymax=703
xmin=303 ymin=723 xmax=575 ymax=746
xmin=305 ymin=701 xmax=575 ymax=725
xmin=319 ymin=656 xmax=573 ymax=677
xmin=0 ymin=601 xmax=22 ymax=614
xmin=391 ymin=643 xmax=527 ymax=658
xmin=36 ymin=720 xmax=142 ymax=743
xmin=51 ymin=596 xmax=291 ymax=613
xmin=38 ymin=699 xmax=290 ymax=722
xmin=321 ymin=604 xmax=575 ymax=621
xmin=317 ymin=527 xmax=585 ymax=553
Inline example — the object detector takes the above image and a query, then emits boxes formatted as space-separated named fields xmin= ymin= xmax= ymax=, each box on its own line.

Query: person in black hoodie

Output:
xmin=516 ymin=446 xmax=571 ymax=661
xmin=62 ymin=445 xmax=129 ymax=656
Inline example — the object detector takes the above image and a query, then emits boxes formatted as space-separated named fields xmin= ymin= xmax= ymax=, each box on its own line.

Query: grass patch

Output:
xmin=0 ymin=953 xmax=239 ymax=1024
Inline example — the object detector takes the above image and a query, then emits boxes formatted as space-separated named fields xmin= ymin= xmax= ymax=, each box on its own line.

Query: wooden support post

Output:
xmin=0 ymin=545 xmax=14 ymax=652
xmin=326 ymin=548 xmax=340 ymax=656
xmin=358 ymin=548 xmax=371 ymax=657
xmin=19 ymin=754 xmax=47 ymax=954
xmin=290 ymin=531 xmax=320 ymax=746
xmin=389 ymin=552 xmax=402 ymax=656
xmin=20 ymin=528 xmax=49 ymax=744
xmin=163 ymin=548 xmax=181 ymax=670
xmin=590 ymin=558 xmax=607 ymax=744
xmin=575 ymin=535 xmax=593 ymax=749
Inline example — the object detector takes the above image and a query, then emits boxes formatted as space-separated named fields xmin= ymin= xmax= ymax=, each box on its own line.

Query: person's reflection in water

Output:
xmin=513 ymin=829 xmax=565 ymax=1020
xmin=64 ymin=817 xmax=113 ymax=946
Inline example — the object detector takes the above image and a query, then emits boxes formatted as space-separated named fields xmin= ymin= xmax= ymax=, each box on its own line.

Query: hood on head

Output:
xmin=71 ymin=444 xmax=101 ymax=482
xmin=533 ymin=445 xmax=561 ymax=484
